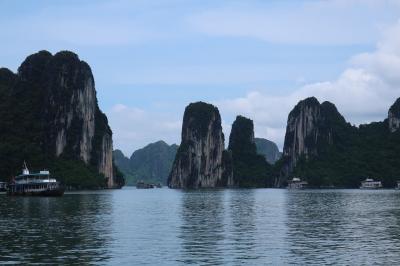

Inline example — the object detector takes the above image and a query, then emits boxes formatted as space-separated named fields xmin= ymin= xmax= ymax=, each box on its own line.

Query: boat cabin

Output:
xmin=0 ymin=182 xmax=7 ymax=191
xmin=287 ymin=177 xmax=308 ymax=189
xmin=360 ymin=178 xmax=382 ymax=189
xmin=8 ymin=162 xmax=64 ymax=196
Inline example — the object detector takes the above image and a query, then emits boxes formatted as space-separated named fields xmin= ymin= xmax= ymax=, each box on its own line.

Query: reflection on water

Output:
xmin=0 ymin=191 xmax=113 ymax=264
xmin=285 ymin=190 xmax=400 ymax=265
xmin=179 ymin=190 xmax=225 ymax=265
xmin=228 ymin=190 xmax=257 ymax=261
xmin=178 ymin=189 xmax=288 ymax=265
xmin=1 ymin=188 xmax=400 ymax=265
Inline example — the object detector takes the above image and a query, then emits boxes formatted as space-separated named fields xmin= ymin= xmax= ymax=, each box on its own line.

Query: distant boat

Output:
xmin=360 ymin=178 xmax=382 ymax=189
xmin=7 ymin=162 xmax=64 ymax=196
xmin=287 ymin=177 xmax=308 ymax=189
xmin=136 ymin=181 xmax=162 ymax=189
xmin=0 ymin=182 xmax=7 ymax=192
xmin=396 ymin=181 xmax=400 ymax=190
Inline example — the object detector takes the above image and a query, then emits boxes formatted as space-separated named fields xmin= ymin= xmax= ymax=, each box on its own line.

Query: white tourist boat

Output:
xmin=360 ymin=178 xmax=382 ymax=189
xmin=7 ymin=162 xmax=64 ymax=196
xmin=287 ymin=177 xmax=308 ymax=189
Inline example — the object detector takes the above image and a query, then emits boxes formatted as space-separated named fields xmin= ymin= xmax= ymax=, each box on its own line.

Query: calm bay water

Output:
xmin=1 ymin=188 xmax=400 ymax=265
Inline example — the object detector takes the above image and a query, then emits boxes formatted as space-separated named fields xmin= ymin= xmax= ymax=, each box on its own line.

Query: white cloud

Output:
xmin=351 ymin=20 xmax=400 ymax=86
xmin=217 ymin=20 xmax=400 ymax=150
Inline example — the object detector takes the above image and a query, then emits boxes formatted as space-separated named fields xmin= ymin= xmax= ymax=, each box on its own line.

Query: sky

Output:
xmin=1 ymin=0 xmax=400 ymax=156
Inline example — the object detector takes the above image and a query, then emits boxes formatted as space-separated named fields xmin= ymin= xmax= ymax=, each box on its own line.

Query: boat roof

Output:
xmin=363 ymin=178 xmax=380 ymax=182
xmin=17 ymin=173 xmax=50 ymax=177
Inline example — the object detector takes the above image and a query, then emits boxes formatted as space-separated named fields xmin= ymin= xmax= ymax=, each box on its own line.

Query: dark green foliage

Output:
xmin=229 ymin=116 xmax=272 ymax=187
xmin=113 ymin=141 xmax=178 ymax=185
xmin=50 ymin=159 xmax=106 ymax=189
xmin=113 ymin=164 xmax=125 ymax=188
xmin=229 ymin=116 xmax=257 ymax=153
xmin=182 ymin=101 xmax=222 ymax=138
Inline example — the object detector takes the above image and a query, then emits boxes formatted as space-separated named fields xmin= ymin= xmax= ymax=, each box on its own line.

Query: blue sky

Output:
xmin=1 ymin=0 xmax=400 ymax=156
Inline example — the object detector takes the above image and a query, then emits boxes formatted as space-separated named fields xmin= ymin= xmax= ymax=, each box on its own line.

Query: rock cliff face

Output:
xmin=99 ymin=134 xmax=114 ymax=187
xmin=389 ymin=98 xmax=400 ymax=133
xmin=228 ymin=116 xmax=271 ymax=187
xmin=280 ymin=97 xmax=346 ymax=186
xmin=0 ymin=50 xmax=115 ymax=187
xmin=168 ymin=102 xmax=233 ymax=188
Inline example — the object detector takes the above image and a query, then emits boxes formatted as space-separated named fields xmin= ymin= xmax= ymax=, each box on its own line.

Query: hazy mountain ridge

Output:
xmin=254 ymin=138 xmax=282 ymax=164
xmin=113 ymin=141 xmax=178 ymax=185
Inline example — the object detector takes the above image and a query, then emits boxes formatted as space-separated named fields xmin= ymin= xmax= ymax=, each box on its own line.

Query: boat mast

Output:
xmin=22 ymin=160 xmax=30 ymax=175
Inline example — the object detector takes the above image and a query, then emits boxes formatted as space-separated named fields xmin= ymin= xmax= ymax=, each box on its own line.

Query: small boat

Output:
xmin=360 ymin=178 xmax=382 ymax=189
xmin=136 ymin=181 xmax=155 ymax=189
xmin=0 ymin=182 xmax=7 ymax=192
xmin=7 ymin=162 xmax=64 ymax=196
xmin=396 ymin=181 xmax=400 ymax=190
xmin=136 ymin=181 xmax=162 ymax=189
xmin=287 ymin=177 xmax=308 ymax=189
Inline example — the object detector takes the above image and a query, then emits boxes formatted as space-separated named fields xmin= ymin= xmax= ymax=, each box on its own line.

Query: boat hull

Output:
xmin=7 ymin=188 xmax=65 ymax=197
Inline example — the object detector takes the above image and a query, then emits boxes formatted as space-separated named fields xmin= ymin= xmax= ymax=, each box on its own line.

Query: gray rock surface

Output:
xmin=168 ymin=102 xmax=233 ymax=188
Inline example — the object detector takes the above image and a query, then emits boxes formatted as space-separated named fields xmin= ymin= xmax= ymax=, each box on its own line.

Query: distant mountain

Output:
xmin=113 ymin=149 xmax=131 ymax=175
xmin=113 ymin=141 xmax=178 ymax=185
xmin=254 ymin=138 xmax=282 ymax=164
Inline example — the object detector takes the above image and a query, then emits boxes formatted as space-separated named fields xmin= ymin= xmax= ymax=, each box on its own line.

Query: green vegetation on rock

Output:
xmin=182 ymin=101 xmax=221 ymax=138
xmin=229 ymin=116 xmax=272 ymax=187
xmin=282 ymin=97 xmax=400 ymax=188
